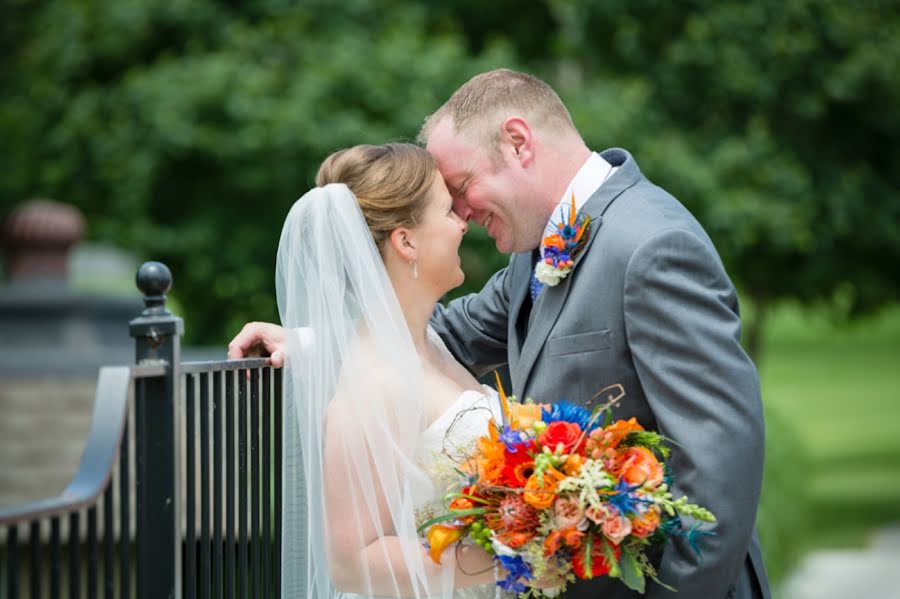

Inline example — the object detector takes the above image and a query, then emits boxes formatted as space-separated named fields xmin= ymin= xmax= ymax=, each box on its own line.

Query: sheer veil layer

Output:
xmin=277 ymin=184 xmax=453 ymax=598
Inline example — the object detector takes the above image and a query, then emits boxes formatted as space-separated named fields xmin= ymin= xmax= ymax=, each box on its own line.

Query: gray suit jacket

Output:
xmin=432 ymin=148 xmax=770 ymax=599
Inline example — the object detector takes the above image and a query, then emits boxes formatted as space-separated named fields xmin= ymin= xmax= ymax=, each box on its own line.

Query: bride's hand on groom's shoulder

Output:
xmin=227 ymin=321 xmax=287 ymax=368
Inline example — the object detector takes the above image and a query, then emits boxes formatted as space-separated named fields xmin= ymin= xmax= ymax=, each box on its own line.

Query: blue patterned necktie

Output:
xmin=530 ymin=262 xmax=545 ymax=302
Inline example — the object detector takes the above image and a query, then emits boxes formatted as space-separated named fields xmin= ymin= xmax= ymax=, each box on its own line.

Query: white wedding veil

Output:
xmin=277 ymin=183 xmax=454 ymax=598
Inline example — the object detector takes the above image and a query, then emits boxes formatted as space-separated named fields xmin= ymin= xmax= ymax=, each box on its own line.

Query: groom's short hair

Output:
xmin=418 ymin=68 xmax=577 ymax=159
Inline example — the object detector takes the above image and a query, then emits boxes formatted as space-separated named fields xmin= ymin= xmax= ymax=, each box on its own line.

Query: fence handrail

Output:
xmin=0 ymin=366 xmax=135 ymax=526
xmin=0 ymin=357 xmax=274 ymax=527
xmin=181 ymin=357 xmax=272 ymax=374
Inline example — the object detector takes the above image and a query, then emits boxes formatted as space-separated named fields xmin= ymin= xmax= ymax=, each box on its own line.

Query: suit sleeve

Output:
xmin=430 ymin=264 xmax=512 ymax=377
xmin=623 ymin=228 xmax=765 ymax=598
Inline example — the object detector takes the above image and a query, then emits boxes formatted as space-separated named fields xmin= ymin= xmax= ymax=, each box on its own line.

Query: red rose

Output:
xmin=538 ymin=421 xmax=583 ymax=455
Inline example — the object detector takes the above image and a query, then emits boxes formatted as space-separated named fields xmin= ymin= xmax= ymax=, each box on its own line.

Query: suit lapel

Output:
xmin=512 ymin=149 xmax=642 ymax=394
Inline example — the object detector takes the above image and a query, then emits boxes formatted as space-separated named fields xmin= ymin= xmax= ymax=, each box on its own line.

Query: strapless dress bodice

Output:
xmin=411 ymin=387 xmax=504 ymax=599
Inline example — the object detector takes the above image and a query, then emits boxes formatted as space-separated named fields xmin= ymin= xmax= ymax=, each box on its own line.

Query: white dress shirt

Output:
xmin=541 ymin=152 xmax=617 ymax=244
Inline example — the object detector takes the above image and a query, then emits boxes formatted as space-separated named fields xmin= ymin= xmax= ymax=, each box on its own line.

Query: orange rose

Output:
xmin=510 ymin=403 xmax=544 ymax=430
xmin=477 ymin=458 xmax=504 ymax=485
xmin=563 ymin=453 xmax=585 ymax=476
xmin=523 ymin=466 xmax=566 ymax=509
xmin=538 ymin=421 xmax=583 ymax=455
xmin=615 ymin=447 xmax=664 ymax=488
xmin=602 ymin=418 xmax=644 ymax=449
xmin=631 ymin=508 xmax=661 ymax=538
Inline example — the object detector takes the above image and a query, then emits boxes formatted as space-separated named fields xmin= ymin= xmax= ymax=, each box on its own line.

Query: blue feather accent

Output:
xmin=605 ymin=479 xmax=655 ymax=516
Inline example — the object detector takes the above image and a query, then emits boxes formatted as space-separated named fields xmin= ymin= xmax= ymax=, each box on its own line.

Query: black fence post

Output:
xmin=130 ymin=261 xmax=183 ymax=599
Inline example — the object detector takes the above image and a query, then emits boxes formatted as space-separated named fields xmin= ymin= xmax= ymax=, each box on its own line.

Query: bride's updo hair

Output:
xmin=316 ymin=143 xmax=437 ymax=249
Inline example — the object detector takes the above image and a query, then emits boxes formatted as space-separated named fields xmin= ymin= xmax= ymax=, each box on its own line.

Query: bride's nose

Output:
xmin=452 ymin=197 xmax=472 ymax=222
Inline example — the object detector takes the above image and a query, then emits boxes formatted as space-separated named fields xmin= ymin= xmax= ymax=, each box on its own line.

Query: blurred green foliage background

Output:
xmin=2 ymin=0 xmax=899 ymax=586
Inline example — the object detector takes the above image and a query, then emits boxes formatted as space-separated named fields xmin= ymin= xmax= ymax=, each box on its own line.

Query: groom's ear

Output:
xmin=501 ymin=117 xmax=534 ymax=168
xmin=388 ymin=227 xmax=417 ymax=262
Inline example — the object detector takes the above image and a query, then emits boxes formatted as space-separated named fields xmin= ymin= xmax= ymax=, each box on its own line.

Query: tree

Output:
xmin=0 ymin=0 xmax=518 ymax=343
xmin=3 ymin=0 xmax=898 ymax=355
xmin=428 ymin=0 xmax=900 ymax=360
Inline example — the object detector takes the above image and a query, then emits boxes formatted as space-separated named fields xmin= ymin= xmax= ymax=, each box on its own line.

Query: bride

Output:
xmin=278 ymin=143 xmax=508 ymax=598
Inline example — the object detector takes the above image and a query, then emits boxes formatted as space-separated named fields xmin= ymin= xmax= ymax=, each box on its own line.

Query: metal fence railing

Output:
xmin=181 ymin=362 xmax=282 ymax=599
xmin=0 ymin=261 xmax=282 ymax=599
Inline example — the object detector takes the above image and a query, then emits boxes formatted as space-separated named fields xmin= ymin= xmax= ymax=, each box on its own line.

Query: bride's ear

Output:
xmin=388 ymin=227 xmax=417 ymax=263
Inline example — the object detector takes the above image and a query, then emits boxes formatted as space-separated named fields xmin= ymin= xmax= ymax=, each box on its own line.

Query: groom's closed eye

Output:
xmin=448 ymin=172 xmax=473 ymax=199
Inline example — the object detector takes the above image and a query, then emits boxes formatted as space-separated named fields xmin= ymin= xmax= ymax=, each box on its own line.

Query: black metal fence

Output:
xmin=0 ymin=261 xmax=283 ymax=599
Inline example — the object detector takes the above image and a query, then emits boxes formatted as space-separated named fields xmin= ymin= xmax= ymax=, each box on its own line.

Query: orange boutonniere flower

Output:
xmin=535 ymin=193 xmax=592 ymax=287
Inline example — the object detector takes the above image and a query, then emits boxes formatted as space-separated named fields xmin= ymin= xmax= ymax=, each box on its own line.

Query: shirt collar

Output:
xmin=542 ymin=152 xmax=616 ymax=240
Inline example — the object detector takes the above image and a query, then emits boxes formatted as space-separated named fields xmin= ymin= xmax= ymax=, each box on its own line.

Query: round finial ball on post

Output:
xmin=136 ymin=261 xmax=172 ymax=314
xmin=136 ymin=261 xmax=172 ymax=296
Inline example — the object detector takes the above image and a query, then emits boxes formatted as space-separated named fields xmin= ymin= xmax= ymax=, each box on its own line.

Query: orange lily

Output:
xmin=568 ymin=192 xmax=577 ymax=227
xmin=426 ymin=524 xmax=464 ymax=564
xmin=476 ymin=424 xmax=506 ymax=485
xmin=494 ymin=372 xmax=510 ymax=424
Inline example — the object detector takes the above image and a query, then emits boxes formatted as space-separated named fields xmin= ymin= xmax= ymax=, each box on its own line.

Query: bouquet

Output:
xmin=419 ymin=376 xmax=715 ymax=596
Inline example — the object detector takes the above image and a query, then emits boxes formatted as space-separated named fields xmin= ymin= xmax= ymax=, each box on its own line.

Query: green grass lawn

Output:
xmin=756 ymin=302 xmax=900 ymax=571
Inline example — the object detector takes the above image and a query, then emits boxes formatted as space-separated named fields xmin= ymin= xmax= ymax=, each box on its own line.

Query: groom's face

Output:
xmin=426 ymin=117 xmax=534 ymax=254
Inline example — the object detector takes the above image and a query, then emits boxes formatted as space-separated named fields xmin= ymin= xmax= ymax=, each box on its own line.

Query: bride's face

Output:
xmin=411 ymin=173 xmax=469 ymax=294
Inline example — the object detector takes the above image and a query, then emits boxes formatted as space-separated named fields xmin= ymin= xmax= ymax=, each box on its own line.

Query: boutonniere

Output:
xmin=534 ymin=193 xmax=591 ymax=287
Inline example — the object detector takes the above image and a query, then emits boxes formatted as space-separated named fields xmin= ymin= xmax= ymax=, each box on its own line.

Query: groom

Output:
xmin=229 ymin=69 xmax=770 ymax=598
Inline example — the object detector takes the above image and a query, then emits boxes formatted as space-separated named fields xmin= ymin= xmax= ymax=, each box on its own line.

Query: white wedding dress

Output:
xmin=278 ymin=185 xmax=513 ymax=599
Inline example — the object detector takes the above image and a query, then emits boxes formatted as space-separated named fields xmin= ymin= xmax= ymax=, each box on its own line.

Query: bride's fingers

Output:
xmin=227 ymin=322 xmax=275 ymax=359
xmin=227 ymin=325 xmax=257 ymax=359
xmin=269 ymin=349 xmax=284 ymax=369
xmin=226 ymin=322 xmax=286 ymax=378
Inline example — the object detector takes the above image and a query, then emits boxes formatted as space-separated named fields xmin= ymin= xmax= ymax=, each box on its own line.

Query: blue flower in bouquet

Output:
xmin=498 ymin=425 xmax=527 ymax=453
xmin=495 ymin=555 xmax=532 ymax=593
xmin=541 ymin=401 xmax=597 ymax=432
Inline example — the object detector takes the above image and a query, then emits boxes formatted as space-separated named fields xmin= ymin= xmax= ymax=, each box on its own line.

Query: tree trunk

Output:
xmin=744 ymin=293 xmax=769 ymax=365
